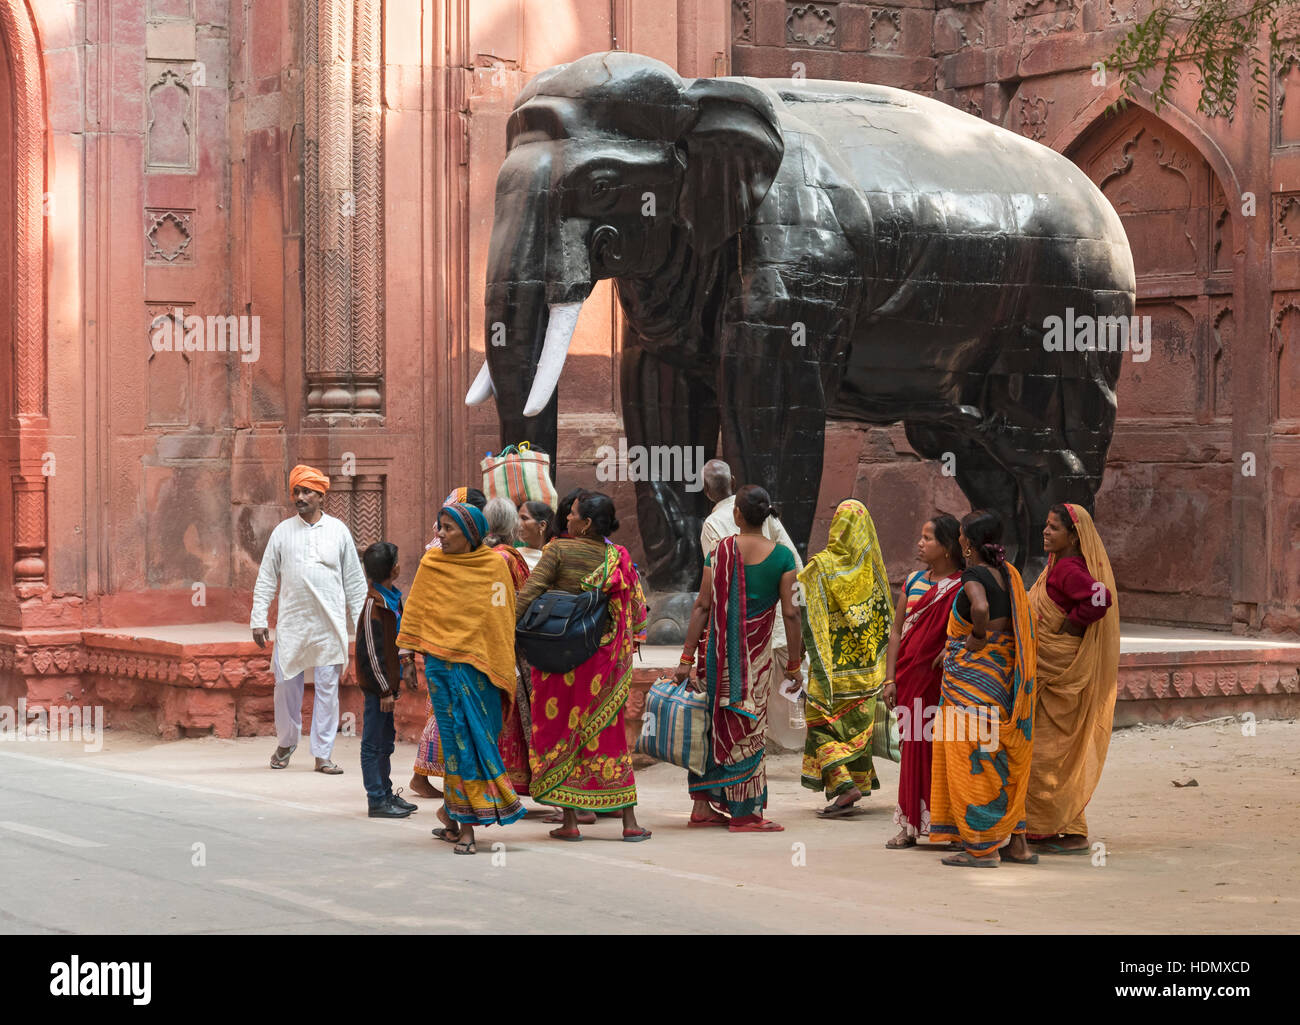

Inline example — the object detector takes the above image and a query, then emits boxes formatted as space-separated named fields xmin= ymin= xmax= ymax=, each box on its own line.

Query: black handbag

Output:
xmin=516 ymin=551 xmax=613 ymax=674
xmin=516 ymin=588 xmax=610 ymax=674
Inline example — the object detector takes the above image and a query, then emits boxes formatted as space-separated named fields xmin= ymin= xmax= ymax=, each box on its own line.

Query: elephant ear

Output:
xmin=677 ymin=78 xmax=784 ymax=253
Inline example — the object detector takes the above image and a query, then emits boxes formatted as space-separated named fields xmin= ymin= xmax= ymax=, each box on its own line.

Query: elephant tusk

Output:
xmin=523 ymin=301 xmax=583 ymax=417
xmin=465 ymin=360 xmax=496 ymax=406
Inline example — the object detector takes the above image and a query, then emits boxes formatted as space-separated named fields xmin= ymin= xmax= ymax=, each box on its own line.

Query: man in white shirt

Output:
xmin=698 ymin=459 xmax=805 ymax=662
xmin=251 ymin=464 xmax=367 ymax=773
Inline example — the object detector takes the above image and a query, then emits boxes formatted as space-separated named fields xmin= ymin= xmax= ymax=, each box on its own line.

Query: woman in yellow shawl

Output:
xmin=1026 ymin=503 xmax=1118 ymax=854
xmin=798 ymin=499 xmax=894 ymax=817
xmin=929 ymin=509 xmax=1038 ymax=867
xmin=397 ymin=501 xmax=524 ymax=855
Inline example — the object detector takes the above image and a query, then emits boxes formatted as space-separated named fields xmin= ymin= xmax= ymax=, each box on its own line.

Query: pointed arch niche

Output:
xmin=1067 ymin=105 xmax=1235 ymax=424
xmin=0 ymin=0 xmax=48 ymax=602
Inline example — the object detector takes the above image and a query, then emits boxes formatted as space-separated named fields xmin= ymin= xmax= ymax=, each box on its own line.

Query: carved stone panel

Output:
xmin=146 ymin=208 xmax=194 ymax=263
xmin=1018 ymin=94 xmax=1052 ymax=140
xmin=733 ymin=0 xmax=753 ymax=43
xmin=326 ymin=474 xmax=386 ymax=551
xmin=1275 ymin=301 xmax=1300 ymax=421
xmin=146 ymin=305 xmax=192 ymax=428
xmin=1277 ymin=47 xmax=1300 ymax=148
xmin=869 ymin=8 xmax=902 ymax=51
xmin=1010 ymin=0 xmax=1079 ymax=39
xmin=934 ymin=3 xmax=985 ymax=55
xmin=786 ymin=3 xmax=838 ymax=48
xmin=1211 ymin=306 xmax=1232 ymax=419
xmin=1274 ymin=192 xmax=1300 ymax=248
xmin=146 ymin=62 xmax=196 ymax=172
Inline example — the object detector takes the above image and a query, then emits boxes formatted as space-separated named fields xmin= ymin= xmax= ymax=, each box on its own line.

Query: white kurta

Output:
xmin=699 ymin=494 xmax=805 ymax=653
xmin=250 ymin=512 xmax=368 ymax=680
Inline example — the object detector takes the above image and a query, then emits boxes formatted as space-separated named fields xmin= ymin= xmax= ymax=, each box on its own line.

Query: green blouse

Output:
xmin=705 ymin=543 xmax=796 ymax=605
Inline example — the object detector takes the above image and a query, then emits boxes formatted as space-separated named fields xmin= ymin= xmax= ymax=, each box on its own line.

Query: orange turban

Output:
xmin=289 ymin=464 xmax=330 ymax=495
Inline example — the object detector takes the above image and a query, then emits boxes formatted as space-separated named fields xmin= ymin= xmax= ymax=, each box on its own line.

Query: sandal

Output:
xmin=1037 ymin=841 xmax=1091 ymax=855
xmin=453 ymin=840 xmax=477 ymax=855
xmin=431 ymin=827 xmax=461 ymax=844
xmin=269 ymin=745 xmax=295 ymax=770
xmin=622 ymin=827 xmax=652 ymax=842
xmin=314 ymin=759 xmax=344 ymax=775
xmin=549 ymin=826 xmax=582 ymax=842
xmin=941 ymin=850 xmax=998 ymax=868
xmin=885 ymin=835 xmax=917 ymax=849
xmin=999 ymin=848 xmax=1039 ymax=865
xmin=818 ymin=799 xmax=861 ymax=819
xmin=541 ymin=809 xmax=596 ymax=825
xmin=728 ymin=818 xmax=784 ymax=833
xmin=688 ymin=813 xmax=731 ymax=828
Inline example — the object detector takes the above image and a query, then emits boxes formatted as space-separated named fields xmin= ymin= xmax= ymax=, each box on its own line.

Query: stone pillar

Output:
xmin=303 ymin=0 xmax=384 ymax=422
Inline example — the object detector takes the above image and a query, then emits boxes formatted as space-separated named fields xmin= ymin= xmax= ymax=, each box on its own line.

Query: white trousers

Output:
xmin=272 ymin=646 xmax=343 ymax=759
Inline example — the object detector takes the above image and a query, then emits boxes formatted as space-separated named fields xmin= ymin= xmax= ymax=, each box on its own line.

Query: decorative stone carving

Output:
xmin=1107 ymin=0 xmax=1139 ymax=23
xmin=146 ymin=209 xmax=194 ymax=263
xmin=146 ymin=305 xmax=192 ymax=427
xmin=1274 ymin=192 xmax=1300 ymax=247
xmin=1010 ymin=0 xmax=1079 ymax=38
xmin=1274 ymin=45 xmax=1300 ymax=148
xmin=303 ymin=0 xmax=385 ymax=422
xmin=1017 ymin=94 xmax=1053 ymax=140
xmin=732 ymin=0 xmax=753 ymax=43
xmin=326 ymin=474 xmax=386 ymax=551
xmin=146 ymin=64 xmax=195 ymax=171
xmin=786 ymin=3 xmax=837 ymax=48
xmin=1274 ymin=299 xmax=1300 ymax=420
xmin=869 ymin=8 xmax=901 ymax=51
xmin=1211 ymin=305 xmax=1232 ymax=419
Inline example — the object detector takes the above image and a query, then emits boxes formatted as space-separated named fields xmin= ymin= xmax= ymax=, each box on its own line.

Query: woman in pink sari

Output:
xmin=882 ymin=513 xmax=964 ymax=848
xmin=515 ymin=492 xmax=651 ymax=841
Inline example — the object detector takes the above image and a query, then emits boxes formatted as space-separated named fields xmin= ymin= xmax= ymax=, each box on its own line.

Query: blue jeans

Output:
xmin=360 ymin=691 xmax=396 ymax=806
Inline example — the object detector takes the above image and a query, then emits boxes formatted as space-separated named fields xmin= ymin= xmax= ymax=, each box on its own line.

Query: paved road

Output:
xmin=1 ymin=726 xmax=1296 ymax=933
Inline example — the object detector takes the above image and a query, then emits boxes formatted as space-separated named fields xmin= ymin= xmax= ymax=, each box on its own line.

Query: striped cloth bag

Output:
xmin=480 ymin=442 xmax=558 ymax=510
xmin=634 ymin=676 xmax=708 ymax=775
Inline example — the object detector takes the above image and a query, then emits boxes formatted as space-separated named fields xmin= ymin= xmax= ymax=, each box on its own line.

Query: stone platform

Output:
xmin=1 ymin=624 xmax=1296 ymax=750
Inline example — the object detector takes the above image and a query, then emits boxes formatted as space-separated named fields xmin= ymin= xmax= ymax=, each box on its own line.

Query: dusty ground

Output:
xmin=0 ymin=717 xmax=1296 ymax=933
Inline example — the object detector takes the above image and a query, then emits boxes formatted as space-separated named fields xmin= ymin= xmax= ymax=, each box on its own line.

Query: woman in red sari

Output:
xmin=515 ymin=492 xmax=651 ymax=842
xmin=882 ymin=514 xmax=964 ymax=848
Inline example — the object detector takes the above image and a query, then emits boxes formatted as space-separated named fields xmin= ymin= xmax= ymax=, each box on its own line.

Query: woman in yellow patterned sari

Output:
xmin=929 ymin=509 xmax=1038 ymax=867
xmin=798 ymin=500 xmax=894 ymax=817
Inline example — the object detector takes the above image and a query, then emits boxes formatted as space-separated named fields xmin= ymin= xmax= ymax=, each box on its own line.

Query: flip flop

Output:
xmin=1037 ymin=841 xmax=1091 ymax=855
xmin=885 ymin=836 xmax=917 ymax=849
xmin=818 ymin=800 xmax=861 ymax=819
xmin=688 ymin=814 xmax=731 ymax=828
xmin=728 ymin=819 xmax=784 ymax=833
xmin=431 ymin=827 xmax=461 ymax=844
xmin=314 ymin=760 xmax=344 ymax=775
xmin=269 ymin=745 xmax=295 ymax=769
xmin=622 ymin=827 xmax=652 ymax=842
xmin=999 ymin=848 xmax=1040 ymax=865
xmin=941 ymin=851 xmax=998 ymax=868
xmin=549 ymin=826 xmax=582 ymax=842
xmin=453 ymin=840 xmax=477 ymax=855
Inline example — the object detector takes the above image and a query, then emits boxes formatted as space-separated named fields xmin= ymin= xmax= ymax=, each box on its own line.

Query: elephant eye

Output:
xmin=590 ymin=178 xmax=613 ymax=197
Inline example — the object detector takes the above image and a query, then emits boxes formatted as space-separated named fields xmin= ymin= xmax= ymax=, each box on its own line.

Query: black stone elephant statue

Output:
xmin=466 ymin=51 xmax=1134 ymax=591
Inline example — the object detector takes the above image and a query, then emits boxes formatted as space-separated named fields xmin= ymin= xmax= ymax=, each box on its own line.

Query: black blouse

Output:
xmin=954 ymin=564 xmax=1012 ymax=621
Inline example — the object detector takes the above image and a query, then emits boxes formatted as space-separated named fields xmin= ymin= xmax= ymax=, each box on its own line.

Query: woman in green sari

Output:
xmin=798 ymin=499 xmax=895 ymax=817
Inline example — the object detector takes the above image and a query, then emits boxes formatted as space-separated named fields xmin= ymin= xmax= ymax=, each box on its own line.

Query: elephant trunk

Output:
xmin=466 ymin=152 xmax=593 ymax=453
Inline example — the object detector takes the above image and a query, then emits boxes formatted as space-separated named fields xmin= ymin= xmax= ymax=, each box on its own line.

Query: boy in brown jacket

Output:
xmin=356 ymin=542 xmax=418 ymax=818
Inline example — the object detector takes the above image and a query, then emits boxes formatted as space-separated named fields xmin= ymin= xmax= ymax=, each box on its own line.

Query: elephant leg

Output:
xmin=905 ymin=420 xmax=1020 ymax=532
xmin=620 ymin=340 xmax=719 ymax=592
xmin=717 ymin=335 xmax=825 ymax=561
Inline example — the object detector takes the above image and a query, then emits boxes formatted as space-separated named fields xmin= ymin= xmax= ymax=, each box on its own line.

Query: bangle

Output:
xmin=679 ymin=654 xmax=694 ymax=665
xmin=785 ymin=660 xmax=801 ymax=673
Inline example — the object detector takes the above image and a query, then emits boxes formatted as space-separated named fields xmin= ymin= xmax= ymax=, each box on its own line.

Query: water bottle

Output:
xmin=788 ymin=689 xmax=806 ymax=730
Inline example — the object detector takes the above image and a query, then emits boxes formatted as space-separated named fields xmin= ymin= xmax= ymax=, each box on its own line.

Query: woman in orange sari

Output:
xmin=516 ymin=492 xmax=651 ymax=841
xmin=929 ymin=509 xmax=1038 ymax=867
xmin=1026 ymin=503 xmax=1118 ymax=854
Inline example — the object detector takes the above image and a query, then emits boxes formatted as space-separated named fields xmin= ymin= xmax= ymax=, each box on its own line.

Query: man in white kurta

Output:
xmin=251 ymin=465 xmax=367 ymax=772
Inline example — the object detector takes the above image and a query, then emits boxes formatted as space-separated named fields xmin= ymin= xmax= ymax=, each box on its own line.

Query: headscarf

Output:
xmin=798 ymin=499 xmax=894 ymax=708
xmin=289 ymin=464 xmax=329 ymax=495
xmin=444 ymin=486 xmax=470 ymax=505
xmin=438 ymin=502 xmax=488 ymax=551
xmin=397 ymin=540 xmax=518 ymax=697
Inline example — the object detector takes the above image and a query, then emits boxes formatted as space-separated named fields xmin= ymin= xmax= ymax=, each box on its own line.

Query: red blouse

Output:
xmin=1046 ymin=554 xmax=1112 ymax=628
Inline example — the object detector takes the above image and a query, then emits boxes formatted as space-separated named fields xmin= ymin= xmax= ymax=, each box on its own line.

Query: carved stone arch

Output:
xmin=0 ymin=0 xmax=49 ymax=596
